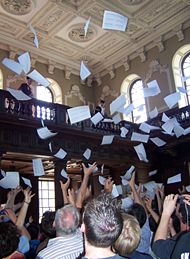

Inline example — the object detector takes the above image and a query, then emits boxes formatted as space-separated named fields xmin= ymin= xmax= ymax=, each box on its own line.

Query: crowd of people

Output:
xmin=0 ymin=163 xmax=190 ymax=259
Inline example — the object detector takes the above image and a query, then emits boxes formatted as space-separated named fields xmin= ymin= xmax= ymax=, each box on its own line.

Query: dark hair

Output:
xmin=83 ymin=193 xmax=123 ymax=248
xmin=179 ymin=203 xmax=190 ymax=227
xmin=0 ymin=222 xmax=20 ymax=257
xmin=100 ymin=100 xmax=105 ymax=104
xmin=41 ymin=211 xmax=56 ymax=238
xmin=127 ymin=203 xmax=147 ymax=228
xmin=27 ymin=223 xmax=40 ymax=240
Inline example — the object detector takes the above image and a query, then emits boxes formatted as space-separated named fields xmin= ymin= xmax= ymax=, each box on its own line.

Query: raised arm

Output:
xmin=144 ymin=196 xmax=160 ymax=223
xmin=60 ymin=177 xmax=70 ymax=205
xmin=128 ymin=171 xmax=142 ymax=205
xmin=5 ymin=186 xmax=22 ymax=210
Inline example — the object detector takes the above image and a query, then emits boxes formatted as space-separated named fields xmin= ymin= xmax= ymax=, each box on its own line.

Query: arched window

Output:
xmin=172 ymin=44 xmax=190 ymax=107
xmin=37 ymin=85 xmax=53 ymax=102
xmin=121 ymin=74 xmax=147 ymax=123
xmin=0 ymin=69 xmax=3 ymax=89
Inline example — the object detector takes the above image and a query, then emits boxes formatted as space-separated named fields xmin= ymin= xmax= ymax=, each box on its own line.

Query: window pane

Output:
xmin=181 ymin=52 xmax=190 ymax=105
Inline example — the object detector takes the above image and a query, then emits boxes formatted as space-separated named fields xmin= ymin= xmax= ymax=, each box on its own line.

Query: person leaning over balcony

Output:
xmin=18 ymin=76 xmax=33 ymax=97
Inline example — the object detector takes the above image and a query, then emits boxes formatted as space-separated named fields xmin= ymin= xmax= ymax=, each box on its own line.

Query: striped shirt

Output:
xmin=36 ymin=230 xmax=83 ymax=259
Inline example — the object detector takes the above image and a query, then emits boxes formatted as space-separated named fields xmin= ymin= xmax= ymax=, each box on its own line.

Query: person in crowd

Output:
xmin=18 ymin=76 xmax=33 ymax=97
xmin=36 ymin=204 xmax=83 ymax=259
xmin=114 ymin=213 xmax=153 ymax=258
xmin=81 ymin=193 xmax=125 ymax=259
xmin=152 ymin=194 xmax=190 ymax=259
xmin=95 ymin=99 xmax=106 ymax=116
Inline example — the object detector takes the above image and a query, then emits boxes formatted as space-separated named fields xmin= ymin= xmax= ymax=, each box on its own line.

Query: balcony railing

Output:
xmin=0 ymin=89 xmax=189 ymax=138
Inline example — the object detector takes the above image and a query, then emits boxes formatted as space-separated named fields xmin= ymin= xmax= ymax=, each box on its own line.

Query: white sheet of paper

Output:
xmin=161 ymin=118 xmax=176 ymax=135
xmin=120 ymin=127 xmax=129 ymax=138
xmin=32 ymin=159 xmax=45 ymax=176
xmin=110 ymin=94 xmax=126 ymax=115
xmin=80 ymin=61 xmax=91 ymax=80
xmin=186 ymin=185 xmax=190 ymax=192
xmin=149 ymin=170 xmax=157 ymax=177
xmin=145 ymin=190 xmax=155 ymax=199
xmin=101 ymin=164 xmax=104 ymax=174
xmin=37 ymin=127 xmax=57 ymax=139
xmin=2 ymin=58 xmax=23 ymax=75
xmin=29 ymin=24 xmax=39 ymax=48
xmin=101 ymin=135 xmax=114 ymax=145
xmin=134 ymin=143 xmax=148 ymax=163
xmin=121 ymin=178 xmax=129 ymax=186
xmin=112 ymin=184 xmax=120 ymax=197
xmin=122 ymin=165 xmax=135 ymax=181
xmin=18 ymin=52 xmax=31 ymax=74
xmin=137 ymin=104 xmax=144 ymax=111
xmin=121 ymin=197 xmax=133 ymax=210
xmin=167 ymin=173 xmax=181 ymax=184
xmin=88 ymin=164 xmax=98 ymax=173
xmin=119 ymin=103 xmax=134 ymax=116
xmin=67 ymin=105 xmax=91 ymax=124
xmin=131 ymin=132 xmax=149 ymax=143
xmin=90 ymin=112 xmax=103 ymax=125
xmin=139 ymin=122 xmax=160 ymax=133
xmin=173 ymin=125 xmax=184 ymax=138
xmin=84 ymin=17 xmax=91 ymax=37
xmin=99 ymin=175 xmax=106 ymax=185
xmin=177 ymin=87 xmax=188 ymax=94
xmin=49 ymin=142 xmax=52 ymax=152
xmin=164 ymin=92 xmax=181 ymax=109
xmin=150 ymin=137 xmax=166 ymax=147
xmin=83 ymin=148 xmax=91 ymax=160
xmin=22 ymin=177 xmax=32 ymax=188
xmin=1 ymin=170 xmax=5 ymax=177
xmin=162 ymin=113 xmax=170 ymax=122
xmin=0 ymin=171 xmax=20 ymax=189
xmin=143 ymin=80 xmax=161 ymax=97
xmin=60 ymin=169 xmax=68 ymax=179
xmin=112 ymin=113 xmax=121 ymax=124
xmin=116 ymin=185 xmax=122 ymax=195
xmin=149 ymin=107 xmax=158 ymax=119
xmin=102 ymin=10 xmax=128 ymax=31
xmin=7 ymin=88 xmax=32 ymax=101
xmin=183 ymin=126 xmax=190 ymax=135
xmin=27 ymin=69 xmax=50 ymax=87
xmin=144 ymin=181 xmax=157 ymax=192
xmin=54 ymin=148 xmax=67 ymax=159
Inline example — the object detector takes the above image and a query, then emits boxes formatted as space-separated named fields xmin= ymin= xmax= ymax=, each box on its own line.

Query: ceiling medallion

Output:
xmin=68 ymin=24 xmax=95 ymax=42
xmin=1 ymin=0 xmax=33 ymax=15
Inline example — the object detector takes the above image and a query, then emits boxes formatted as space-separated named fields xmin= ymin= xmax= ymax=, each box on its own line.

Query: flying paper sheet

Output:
xmin=186 ymin=185 xmax=190 ymax=192
xmin=120 ymin=127 xmax=129 ymax=138
xmin=29 ymin=24 xmax=39 ymax=48
xmin=173 ymin=125 xmax=184 ymax=138
xmin=143 ymin=80 xmax=161 ymax=97
xmin=49 ymin=142 xmax=52 ymax=152
xmin=0 ymin=171 xmax=20 ymax=189
xmin=102 ymin=10 xmax=128 ymax=31
xmin=116 ymin=185 xmax=123 ymax=195
xmin=90 ymin=112 xmax=103 ymax=125
xmin=27 ymin=69 xmax=50 ymax=87
xmin=162 ymin=113 xmax=170 ymax=122
xmin=148 ymin=170 xmax=157 ymax=177
xmin=37 ymin=127 xmax=57 ymax=139
xmin=164 ymin=92 xmax=181 ymax=109
xmin=7 ymin=88 xmax=32 ymax=101
xmin=101 ymin=164 xmax=104 ymax=174
xmin=88 ymin=163 xmax=98 ymax=173
xmin=145 ymin=190 xmax=155 ymax=199
xmin=1 ymin=170 xmax=5 ymax=177
xmin=18 ymin=52 xmax=31 ymax=74
xmin=150 ymin=137 xmax=166 ymax=147
xmin=121 ymin=165 xmax=135 ymax=181
xmin=83 ymin=148 xmax=91 ymax=160
xmin=67 ymin=105 xmax=91 ymax=124
xmin=112 ymin=184 xmax=120 ymax=198
xmin=183 ymin=126 xmax=190 ymax=136
xmin=131 ymin=132 xmax=149 ymax=143
xmin=101 ymin=135 xmax=114 ymax=145
xmin=99 ymin=175 xmax=106 ymax=185
xmin=143 ymin=181 xmax=157 ymax=192
xmin=121 ymin=178 xmax=129 ymax=186
xmin=22 ymin=177 xmax=32 ymax=188
xmin=177 ymin=87 xmax=188 ymax=94
xmin=110 ymin=94 xmax=126 ymax=115
xmin=84 ymin=17 xmax=91 ymax=37
xmin=167 ymin=173 xmax=181 ymax=184
xmin=112 ymin=113 xmax=121 ymax=124
xmin=54 ymin=148 xmax=67 ymax=159
xmin=32 ymin=159 xmax=45 ymax=176
xmin=149 ymin=107 xmax=158 ymax=119
xmin=2 ymin=58 xmax=23 ymax=75
xmin=139 ymin=122 xmax=160 ymax=133
xmin=80 ymin=61 xmax=91 ymax=81
xmin=60 ymin=169 xmax=68 ymax=179
xmin=134 ymin=143 xmax=148 ymax=163
xmin=121 ymin=197 xmax=133 ymax=210
xmin=119 ymin=103 xmax=134 ymax=116
xmin=161 ymin=118 xmax=176 ymax=135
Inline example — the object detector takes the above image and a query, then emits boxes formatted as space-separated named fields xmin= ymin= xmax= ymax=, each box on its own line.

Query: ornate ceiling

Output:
xmin=0 ymin=0 xmax=190 ymax=80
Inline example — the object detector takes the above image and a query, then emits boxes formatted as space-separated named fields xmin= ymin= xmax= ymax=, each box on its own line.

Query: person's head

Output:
xmin=27 ymin=223 xmax=40 ymax=240
xmin=82 ymin=193 xmax=123 ymax=248
xmin=26 ymin=76 xmax=32 ymax=85
xmin=41 ymin=211 xmax=56 ymax=238
xmin=127 ymin=203 xmax=147 ymax=228
xmin=99 ymin=100 xmax=105 ymax=107
xmin=179 ymin=202 xmax=190 ymax=228
xmin=114 ymin=213 xmax=141 ymax=256
xmin=54 ymin=204 xmax=80 ymax=236
xmin=0 ymin=222 xmax=20 ymax=258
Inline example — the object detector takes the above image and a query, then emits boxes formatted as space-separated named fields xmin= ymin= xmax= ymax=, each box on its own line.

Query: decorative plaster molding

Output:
xmin=48 ymin=61 xmax=56 ymax=74
xmin=154 ymin=36 xmax=165 ymax=52
xmin=65 ymin=84 xmax=86 ymax=105
xmin=122 ymin=57 xmax=130 ymax=71
xmin=137 ymin=47 xmax=146 ymax=62
xmin=95 ymin=74 xmax=102 ymax=86
xmin=100 ymin=85 xmax=118 ymax=100
xmin=87 ymin=77 xmax=93 ymax=87
xmin=173 ymin=25 xmax=184 ymax=41
xmin=65 ymin=66 xmax=72 ymax=80
xmin=107 ymin=65 xmax=115 ymax=79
